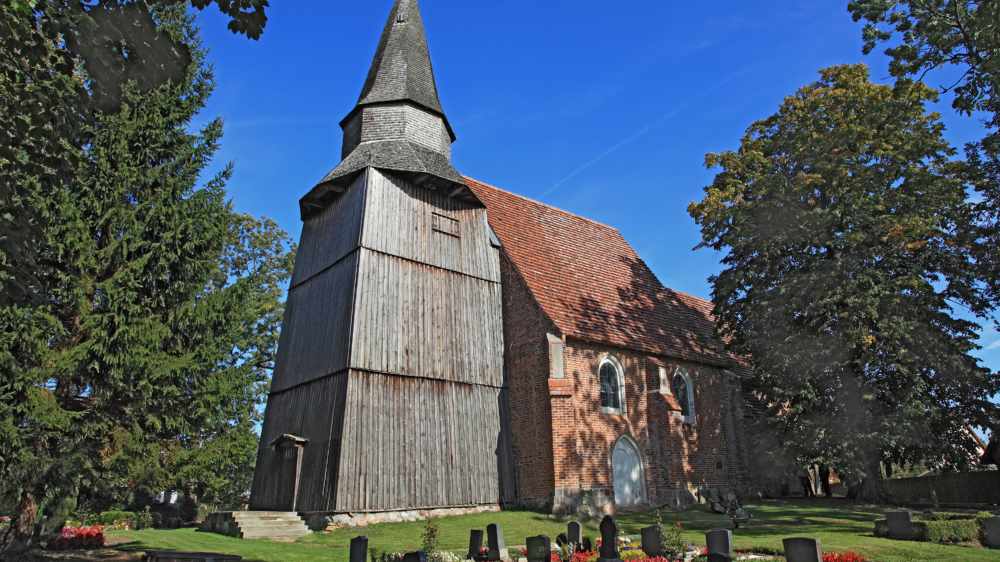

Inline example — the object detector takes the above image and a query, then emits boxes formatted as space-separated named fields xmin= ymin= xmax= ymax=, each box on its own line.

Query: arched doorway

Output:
xmin=612 ymin=436 xmax=647 ymax=508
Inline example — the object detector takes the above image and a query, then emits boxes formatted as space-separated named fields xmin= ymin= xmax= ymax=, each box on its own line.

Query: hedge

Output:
xmin=923 ymin=518 xmax=980 ymax=544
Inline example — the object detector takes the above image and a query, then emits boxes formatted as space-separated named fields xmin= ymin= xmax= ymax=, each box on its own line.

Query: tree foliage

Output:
xmin=848 ymin=0 xmax=1000 ymax=309
xmin=689 ymin=65 xmax=999 ymax=499
xmin=0 ymin=3 xmax=290 ymax=552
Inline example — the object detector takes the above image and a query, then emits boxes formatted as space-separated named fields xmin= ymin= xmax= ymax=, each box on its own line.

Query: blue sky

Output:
xmin=191 ymin=0 xmax=998 ymax=374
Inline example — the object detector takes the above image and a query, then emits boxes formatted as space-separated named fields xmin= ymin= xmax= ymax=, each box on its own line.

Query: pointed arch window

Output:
xmin=599 ymin=356 xmax=625 ymax=414
xmin=671 ymin=369 xmax=696 ymax=423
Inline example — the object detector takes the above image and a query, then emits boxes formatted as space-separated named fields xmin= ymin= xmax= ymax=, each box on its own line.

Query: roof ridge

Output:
xmin=464 ymin=176 xmax=618 ymax=231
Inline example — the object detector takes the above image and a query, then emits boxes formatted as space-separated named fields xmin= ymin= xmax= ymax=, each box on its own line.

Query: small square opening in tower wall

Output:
xmin=432 ymin=212 xmax=460 ymax=237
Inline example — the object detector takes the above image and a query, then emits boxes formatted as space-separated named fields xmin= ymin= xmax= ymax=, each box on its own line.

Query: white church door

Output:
xmin=612 ymin=436 xmax=647 ymax=508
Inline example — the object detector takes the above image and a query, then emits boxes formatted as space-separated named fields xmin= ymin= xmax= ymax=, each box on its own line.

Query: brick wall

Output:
xmin=498 ymin=252 xmax=557 ymax=508
xmin=555 ymin=340 xmax=745 ymax=511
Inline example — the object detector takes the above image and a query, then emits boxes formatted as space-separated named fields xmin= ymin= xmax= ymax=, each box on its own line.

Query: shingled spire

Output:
xmin=301 ymin=0 xmax=467 ymax=217
xmin=356 ymin=0 xmax=449 ymax=126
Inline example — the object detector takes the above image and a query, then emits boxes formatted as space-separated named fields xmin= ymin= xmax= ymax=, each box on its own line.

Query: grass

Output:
xmin=105 ymin=499 xmax=1000 ymax=562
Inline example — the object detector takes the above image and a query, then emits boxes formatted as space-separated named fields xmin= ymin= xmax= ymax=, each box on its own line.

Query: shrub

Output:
xmin=48 ymin=525 xmax=105 ymax=550
xmin=421 ymin=518 xmax=440 ymax=553
xmin=133 ymin=507 xmax=153 ymax=530
xmin=94 ymin=510 xmax=135 ymax=529
xmin=923 ymin=518 xmax=980 ymax=544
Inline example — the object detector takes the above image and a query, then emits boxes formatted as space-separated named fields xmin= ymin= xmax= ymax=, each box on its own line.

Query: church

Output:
xmin=250 ymin=0 xmax=751 ymax=522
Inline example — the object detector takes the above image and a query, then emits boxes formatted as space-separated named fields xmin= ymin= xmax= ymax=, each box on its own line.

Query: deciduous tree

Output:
xmin=689 ymin=64 xmax=998 ymax=501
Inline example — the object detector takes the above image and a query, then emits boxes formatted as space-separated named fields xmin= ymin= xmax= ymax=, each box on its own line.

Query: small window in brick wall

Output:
xmin=432 ymin=212 xmax=460 ymax=237
xmin=600 ymin=356 xmax=625 ymax=414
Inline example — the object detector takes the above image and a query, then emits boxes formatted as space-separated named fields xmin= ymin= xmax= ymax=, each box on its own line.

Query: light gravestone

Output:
xmin=468 ymin=529 xmax=485 ymax=560
xmin=487 ymin=523 xmax=508 ymax=561
xmin=982 ymin=517 xmax=1000 ymax=549
xmin=567 ymin=521 xmax=582 ymax=547
xmin=597 ymin=516 xmax=621 ymax=562
xmin=782 ymin=538 xmax=822 ymax=562
xmin=639 ymin=526 xmax=663 ymax=557
xmin=350 ymin=536 xmax=369 ymax=562
xmin=526 ymin=535 xmax=552 ymax=562
xmin=705 ymin=529 xmax=733 ymax=562
xmin=886 ymin=511 xmax=913 ymax=540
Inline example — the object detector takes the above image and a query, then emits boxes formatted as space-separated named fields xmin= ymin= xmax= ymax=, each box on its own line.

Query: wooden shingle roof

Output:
xmin=467 ymin=177 xmax=740 ymax=368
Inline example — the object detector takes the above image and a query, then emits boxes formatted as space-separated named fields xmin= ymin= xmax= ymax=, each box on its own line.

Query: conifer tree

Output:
xmin=0 ymin=6 xmax=292 ymax=551
xmin=689 ymin=65 xmax=998 ymax=501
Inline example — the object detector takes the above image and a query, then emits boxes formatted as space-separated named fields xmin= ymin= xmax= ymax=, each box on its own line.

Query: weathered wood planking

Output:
xmin=251 ymin=374 xmax=347 ymax=512
xmin=335 ymin=370 xmax=503 ymax=511
xmin=350 ymin=249 xmax=504 ymax=387
xmin=270 ymin=252 xmax=357 ymax=393
xmin=363 ymin=170 xmax=501 ymax=283
xmin=291 ymin=172 xmax=367 ymax=287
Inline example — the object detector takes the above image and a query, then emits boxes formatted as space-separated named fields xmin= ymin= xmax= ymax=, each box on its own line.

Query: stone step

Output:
xmin=200 ymin=511 xmax=311 ymax=541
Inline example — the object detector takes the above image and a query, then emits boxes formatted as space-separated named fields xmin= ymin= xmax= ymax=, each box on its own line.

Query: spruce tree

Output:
xmin=0 ymin=7 xmax=292 ymax=551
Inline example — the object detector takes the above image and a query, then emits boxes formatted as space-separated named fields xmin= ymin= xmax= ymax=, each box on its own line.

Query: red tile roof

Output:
xmin=466 ymin=176 xmax=738 ymax=368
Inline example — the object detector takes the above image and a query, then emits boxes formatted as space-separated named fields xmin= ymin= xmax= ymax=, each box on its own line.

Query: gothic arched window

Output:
xmin=672 ymin=370 xmax=695 ymax=422
xmin=599 ymin=357 xmax=624 ymax=414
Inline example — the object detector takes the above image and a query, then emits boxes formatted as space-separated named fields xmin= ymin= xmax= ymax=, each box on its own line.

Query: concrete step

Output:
xmin=201 ymin=511 xmax=311 ymax=541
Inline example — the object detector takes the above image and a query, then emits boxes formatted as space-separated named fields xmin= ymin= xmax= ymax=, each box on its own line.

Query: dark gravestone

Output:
xmin=782 ymin=537 xmax=822 ymax=562
xmin=350 ymin=536 xmax=369 ymax=562
xmin=886 ymin=511 xmax=913 ymax=540
xmin=402 ymin=552 xmax=428 ymax=562
xmin=468 ymin=529 xmax=485 ymax=560
xmin=555 ymin=533 xmax=568 ymax=548
xmin=598 ymin=516 xmax=621 ymax=562
xmin=982 ymin=517 xmax=1000 ymax=549
xmin=640 ymin=526 xmax=663 ymax=557
xmin=581 ymin=537 xmax=593 ymax=553
xmin=567 ymin=521 xmax=582 ymax=546
xmin=705 ymin=528 xmax=733 ymax=562
xmin=526 ymin=535 xmax=552 ymax=562
xmin=487 ymin=523 xmax=508 ymax=561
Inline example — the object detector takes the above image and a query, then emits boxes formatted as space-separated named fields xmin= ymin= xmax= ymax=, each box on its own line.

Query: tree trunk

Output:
xmin=0 ymin=491 xmax=37 ymax=555
xmin=855 ymin=460 xmax=888 ymax=503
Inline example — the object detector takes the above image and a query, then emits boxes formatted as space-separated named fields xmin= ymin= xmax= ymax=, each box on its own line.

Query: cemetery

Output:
xmin=4 ymin=1 xmax=999 ymax=562
xmin=13 ymin=500 xmax=994 ymax=562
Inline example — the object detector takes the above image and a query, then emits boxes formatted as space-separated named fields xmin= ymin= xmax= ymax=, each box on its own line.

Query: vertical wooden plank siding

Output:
xmin=254 ymin=165 xmax=506 ymax=514
xmin=270 ymin=252 xmax=358 ymax=393
xmin=350 ymin=250 xmax=504 ymax=387
xmin=335 ymin=371 xmax=504 ymax=511
xmin=290 ymin=172 xmax=367 ymax=287
xmin=362 ymin=170 xmax=501 ymax=282
xmin=250 ymin=374 xmax=347 ymax=511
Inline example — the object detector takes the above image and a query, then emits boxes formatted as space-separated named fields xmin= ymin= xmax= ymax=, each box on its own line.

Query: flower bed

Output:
xmin=48 ymin=525 xmax=106 ymax=550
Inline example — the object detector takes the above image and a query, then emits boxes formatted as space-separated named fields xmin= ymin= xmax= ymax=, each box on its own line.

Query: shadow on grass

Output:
xmin=113 ymin=540 xmax=270 ymax=562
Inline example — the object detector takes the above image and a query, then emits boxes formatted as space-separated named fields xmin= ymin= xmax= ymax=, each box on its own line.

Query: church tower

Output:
xmin=250 ymin=0 xmax=511 ymax=515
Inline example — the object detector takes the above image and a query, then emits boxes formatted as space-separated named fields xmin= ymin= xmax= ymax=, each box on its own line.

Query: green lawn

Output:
xmin=107 ymin=500 xmax=1000 ymax=562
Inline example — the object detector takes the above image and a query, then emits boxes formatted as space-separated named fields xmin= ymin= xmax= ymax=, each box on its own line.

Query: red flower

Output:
xmin=49 ymin=526 xmax=105 ymax=551
xmin=822 ymin=552 xmax=869 ymax=562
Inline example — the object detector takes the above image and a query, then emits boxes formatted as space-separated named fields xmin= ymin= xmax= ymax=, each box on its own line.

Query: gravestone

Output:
xmin=467 ymin=529 xmax=485 ymax=560
xmin=402 ymin=552 xmax=428 ymax=562
xmin=639 ymin=526 xmax=663 ymax=557
xmin=982 ymin=517 xmax=1000 ymax=549
xmin=886 ymin=511 xmax=913 ymax=540
xmin=782 ymin=537 xmax=822 ymax=562
xmin=705 ymin=529 xmax=733 ymax=562
xmin=526 ymin=535 xmax=552 ymax=562
xmin=597 ymin=516 xmax=621 ymax=562
xmin=556 ymin=533 xmax=568 ymax=548
xmin=487 ymin=523 xmax=508 ymax=561
xmin=350 ymin=536 xmax=369 ymax=562
xmin=581 ymin=537 xmax=593 ymax=553
xmin=567 ymin=521 xmax=582 ymax=546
